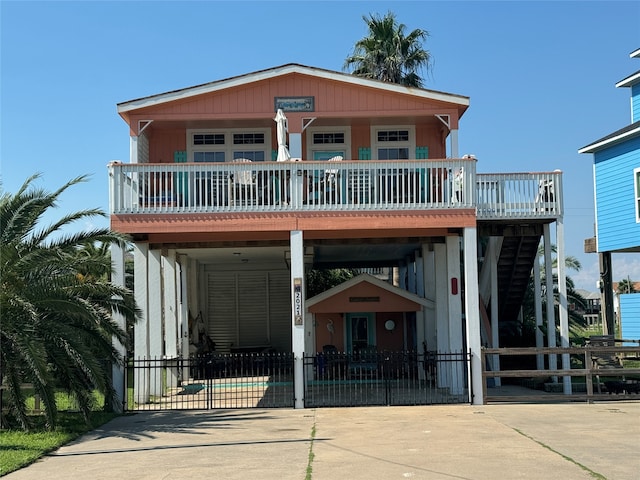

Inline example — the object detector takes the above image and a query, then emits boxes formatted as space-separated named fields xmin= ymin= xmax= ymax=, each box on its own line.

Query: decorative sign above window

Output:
xmin=275 ymin=96 xmax=315 ymax=112
xmin=349 ymin=296 xmax=380 ymax=303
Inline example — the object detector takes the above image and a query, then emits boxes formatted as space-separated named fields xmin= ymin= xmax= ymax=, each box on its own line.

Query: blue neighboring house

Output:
xmin=579 ymin=48 xmax=640 ymax=342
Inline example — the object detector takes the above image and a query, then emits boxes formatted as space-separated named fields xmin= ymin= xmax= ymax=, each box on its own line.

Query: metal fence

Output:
xmin=124 ymin=350 xmax=471 ymax=411
xmin=303 ymin=350 xmax=471 ymax=407
xmin=125 ymin=353 xmax=294 ymax=411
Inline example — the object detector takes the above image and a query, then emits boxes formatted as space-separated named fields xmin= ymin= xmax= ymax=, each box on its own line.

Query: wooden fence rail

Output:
xmin=481 ymin=346 xmax=640 ymax=404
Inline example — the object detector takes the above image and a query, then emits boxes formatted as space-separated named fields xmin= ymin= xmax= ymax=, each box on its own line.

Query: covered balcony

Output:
xmin=108 ymin=158 xmax=562 ymax=221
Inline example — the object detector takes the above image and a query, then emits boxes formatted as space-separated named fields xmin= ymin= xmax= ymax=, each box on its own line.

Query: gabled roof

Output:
xmin=306 ymin=273 xmax=434 ymax=309
xmin=615 ymin=69 xmax=640 ymax=88
xmin=117 ymin=63 xmax=470 ymax=114
xmin=578 ymin=121 xmax=640 ymax=154
xmin=615 ymin=48 xmax=640 ymax=88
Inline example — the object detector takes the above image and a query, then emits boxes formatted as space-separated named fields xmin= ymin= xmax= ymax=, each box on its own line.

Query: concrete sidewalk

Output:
xmin=4 ymin=402 xmax=639 ymax=479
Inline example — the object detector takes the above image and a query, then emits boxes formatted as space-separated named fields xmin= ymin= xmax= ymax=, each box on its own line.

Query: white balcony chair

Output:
xmin=228 ymin=158 xmax=256 ymax=206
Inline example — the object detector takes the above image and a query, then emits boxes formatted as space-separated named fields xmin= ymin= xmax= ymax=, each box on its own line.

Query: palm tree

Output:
xmin=504 ymin=244 xmax=587 ymax=347
xmin=344 ymin=11 xmax=431 ymax=87
xmin=0 ymin=174 xmax=139 ymax=430
xmin=616 ymin=277 xmax=637 ymax=294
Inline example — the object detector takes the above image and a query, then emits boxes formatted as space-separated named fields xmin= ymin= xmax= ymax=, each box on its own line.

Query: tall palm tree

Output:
xmin=0 ymin=174 xmax=139 ymax=430
xmin=344 ymin=11 xmax=431 ymax=87
xmin=616 ymin=277 xmax=637 ymax=294
xmin=504 ymin=244 xmax=587 ymax=347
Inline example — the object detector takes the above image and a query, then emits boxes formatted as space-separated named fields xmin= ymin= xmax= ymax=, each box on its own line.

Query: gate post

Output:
xmin=290 ymin=230 xmax=305 ymax=409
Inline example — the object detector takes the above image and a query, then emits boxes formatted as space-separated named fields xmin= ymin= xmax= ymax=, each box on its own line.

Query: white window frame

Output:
xmin=371 ymin=125 xmax=415 ymax=160
xmin=187 ymin=128 xmax=272 ymax=163
xmin=305 ymin=126 xmax=351 ymax=161
xmin=635 ymin=167 xmax=640 ymax=223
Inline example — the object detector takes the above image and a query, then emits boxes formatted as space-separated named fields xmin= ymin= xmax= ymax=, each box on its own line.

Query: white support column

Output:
xmin=407 ymin=255 xmax=416 ymax=294
xmin=110 ymin=243 xmax=126 ymax=412
xmin=556 ymin=218 xmax=572 ymax=394
xmin=289 ymin=133 xmax=302 ymax=159
xmin=290 ymin=230 xmax=305 ymax=409
xmin=533 ymin=250 xmax=545 ymax=370
xmin=163 ymin=250 xmax=178 ymax=359
xmin=446 ymin=236 xmax=464 ymax=395
xmin=464 ymin=228 xmax=483 ymax=405
xmin=489 ymin=237 xmax=501 ymax=387
xmin=434 ymin=244 xmax=449 ymax=353
xmin=133 ymin=243 xmax=150 ymax=404
xmin=543 ymin=224 xmax=557 ymax=377
xmin=449 ymin=129 xmax=459 ymax=158
xmin=188 ymin=258 xmax=198 ymax=334
xmin=163 ymin=250 xmax=179 ymax=389
xmin=130 ymin=136 xmax=139 ymax=163
xmin=178 ymin=255 xmax=190 ymax=380
xmin=423 ymin=246 xmax=437 ymax=352
xmin=415 ymin=249 xmax=425 ymax=297
xmin=148 ymin=249 xmax=163 ymax=396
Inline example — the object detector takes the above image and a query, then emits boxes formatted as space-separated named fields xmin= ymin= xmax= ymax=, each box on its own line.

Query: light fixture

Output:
xmin=385 ymin=320 xmax=395 ymax=332
xmin=284 ymin=248 xmax=314 ymax=269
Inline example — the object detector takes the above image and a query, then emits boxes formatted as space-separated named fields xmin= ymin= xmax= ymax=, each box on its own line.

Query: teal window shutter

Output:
xmin=271 ymin=149 xmax=277 ymax=161
xmin=415 ymin=147 xmax=429 ymax=202
xmin=174 ymin=150 xmax=188 ymax=163
xmin=415 ymin=146 xmax=429 ymax=159
xmin=174 ymin=151 xmax=188 ymax=199
xmin=358 ymin=147 xmax=371 ymax=160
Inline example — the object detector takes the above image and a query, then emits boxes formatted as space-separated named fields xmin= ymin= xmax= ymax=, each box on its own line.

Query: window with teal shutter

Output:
xmin=358 ymin=147 xmax=371 ymax=160
xmin=415 ymin=146 xmax=429 ymax=159
xmin=415 ymin=147 xmax=429 ymax=202
xmin=174 ymin=151 xmax=188 ymax=200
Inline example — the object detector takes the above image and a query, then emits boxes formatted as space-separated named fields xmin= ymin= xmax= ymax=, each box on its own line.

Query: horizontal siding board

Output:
xmin=594 ymin=137 xmax=640 ymax=252
xmin=620 ymin=294 xmax=640 ymax=344
xmin=208 ymin=273 xmax=237 ymax=352
xmin=269 ymin=271 xmax=292 ymax=351
xmin=136 ymin=74 xmax=453 ymax=117
xmin=238 ymin=272 xmax=269 ymax=346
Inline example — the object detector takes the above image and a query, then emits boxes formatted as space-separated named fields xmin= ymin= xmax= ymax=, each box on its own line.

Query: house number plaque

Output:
xmin=293 ymin=277 xmax=303 ymax=325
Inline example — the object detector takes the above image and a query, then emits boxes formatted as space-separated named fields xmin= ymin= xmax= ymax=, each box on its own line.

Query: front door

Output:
xmin=346 ymin=313 xmax=375 ymax=352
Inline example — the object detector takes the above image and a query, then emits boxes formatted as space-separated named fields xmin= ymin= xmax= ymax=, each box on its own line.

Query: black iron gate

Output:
xmin=124 ymin=350 xmax=470 ymax=411
xmin=303 ymin=350 xmax=471 ymax=407
xmin=125 ymin=353 xmax=294 ymax=411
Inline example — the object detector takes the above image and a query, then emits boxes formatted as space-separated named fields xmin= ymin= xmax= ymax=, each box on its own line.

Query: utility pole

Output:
xmin=599 ymin=252 xmax=615 ymax=336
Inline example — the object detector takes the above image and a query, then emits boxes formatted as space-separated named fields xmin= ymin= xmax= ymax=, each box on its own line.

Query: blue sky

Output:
xmin=1 ymin=1 xmax=639 ymax=291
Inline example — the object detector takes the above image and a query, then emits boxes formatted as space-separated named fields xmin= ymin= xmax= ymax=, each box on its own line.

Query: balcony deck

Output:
xmin=108 ymin=159 xmax=562 ymax=222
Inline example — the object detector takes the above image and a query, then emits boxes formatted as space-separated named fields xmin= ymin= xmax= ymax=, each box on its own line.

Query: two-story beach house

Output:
xmin=580 ymin=48 xmax=640 ymax=343
xmin=109 ymin=64 xmax=569 ymax=409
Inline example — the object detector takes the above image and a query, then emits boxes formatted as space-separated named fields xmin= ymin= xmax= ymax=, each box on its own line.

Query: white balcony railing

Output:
xmin=108 ymin=160 xmax=561 ymax=220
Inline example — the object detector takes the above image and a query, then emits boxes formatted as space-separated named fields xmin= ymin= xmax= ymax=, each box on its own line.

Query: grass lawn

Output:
xmin=0 ymin=412 xmax=120 ymax=476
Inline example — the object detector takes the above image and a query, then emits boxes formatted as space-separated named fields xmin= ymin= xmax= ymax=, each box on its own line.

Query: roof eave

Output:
xmin=306 ymin=273 xmax=433 ymax=309
xmin=615 ymin=70 xmax=640 ymax=88
xmin=578 ymin=124 xmax=640 ymax=154
xmin=117 ymin=63 xmax=470 ymax=114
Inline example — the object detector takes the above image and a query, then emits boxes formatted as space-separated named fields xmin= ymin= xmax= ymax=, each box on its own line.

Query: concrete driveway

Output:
xmin=4 ymin=402 xmax=639 ymax=479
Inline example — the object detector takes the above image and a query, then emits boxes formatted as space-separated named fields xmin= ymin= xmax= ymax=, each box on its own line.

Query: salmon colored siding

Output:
xmin=351 ymin=125 xmax=370 ymax=159
xmin=148 ymin=128 xmax=186 ymax=164
xmin=315 ymin=314 xmax=345 ymax=351
xmin=313 ymin=314 xmax=406 ymax=352
xmin=128 ymin=74 xmax=459 ymax=126
xmin=308 ymin=282 xmax=422 ymax=314
xmin=374 ymin=312 xmax=406 ymax=351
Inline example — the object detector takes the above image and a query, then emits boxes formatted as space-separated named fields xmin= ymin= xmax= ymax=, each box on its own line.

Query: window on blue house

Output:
xmin=635 ymin=167 xmax=640 ymax=222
